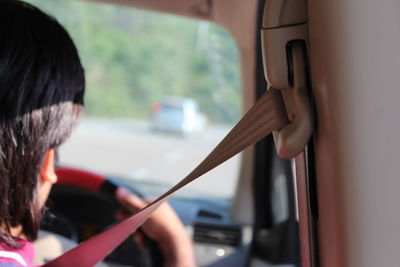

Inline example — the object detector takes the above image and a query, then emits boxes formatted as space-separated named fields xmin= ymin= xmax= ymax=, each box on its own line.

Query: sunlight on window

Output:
xmin=27 ymin=0 xmax=242 ymax=199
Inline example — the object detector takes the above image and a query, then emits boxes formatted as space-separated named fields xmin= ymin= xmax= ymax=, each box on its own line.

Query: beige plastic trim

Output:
xmin=261 ymin=23 xmax=308 ymax=90
xmin=261 ymin=0 xmax=311 ymax=159
xmin=262 ymin=0 xmax=308 ymax=29
xmin=273 ymin=42 xmax=312 ymax=159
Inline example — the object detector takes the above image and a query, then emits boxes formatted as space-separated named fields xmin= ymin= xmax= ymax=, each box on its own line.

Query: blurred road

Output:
xmin=59 ymin=118 xmax=240 ymax=198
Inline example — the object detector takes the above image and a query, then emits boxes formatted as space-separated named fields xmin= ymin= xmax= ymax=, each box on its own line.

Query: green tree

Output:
xmin=26 ymin=0 xmax=241 ymax=123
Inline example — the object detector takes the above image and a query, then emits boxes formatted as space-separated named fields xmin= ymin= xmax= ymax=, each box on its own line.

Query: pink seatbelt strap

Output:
xmin=43 ymin=89 xmax=289 ymax=267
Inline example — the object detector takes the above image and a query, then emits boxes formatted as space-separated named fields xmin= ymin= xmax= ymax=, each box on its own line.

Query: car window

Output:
xmin=27 ymin=0 xmax=242 ymax=200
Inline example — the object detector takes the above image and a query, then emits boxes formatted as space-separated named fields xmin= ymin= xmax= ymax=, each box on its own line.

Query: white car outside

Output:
xmin=152 ymin=97 xmax=207 ymax=135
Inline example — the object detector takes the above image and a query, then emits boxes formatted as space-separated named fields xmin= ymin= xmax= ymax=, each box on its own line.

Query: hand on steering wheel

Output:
xmin=53 ymin=167 xmax=196 ymax=267
xmin=115 ymin=188 xmax=196 ymax=267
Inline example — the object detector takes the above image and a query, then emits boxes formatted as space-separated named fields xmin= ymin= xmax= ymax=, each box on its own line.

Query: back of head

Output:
xmin=0 ymin=0 xmax=85 ymax=247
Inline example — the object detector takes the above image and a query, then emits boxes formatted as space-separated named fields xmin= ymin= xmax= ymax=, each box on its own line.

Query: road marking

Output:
xmin=129 ymin=168 xmax=149 ymax=180
xmin=164 ymin=149 xmax=185 ymax=164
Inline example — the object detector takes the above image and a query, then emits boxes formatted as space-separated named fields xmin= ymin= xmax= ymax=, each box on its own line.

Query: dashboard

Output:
xmin=42 ymin=174 xmax=251 ymax=267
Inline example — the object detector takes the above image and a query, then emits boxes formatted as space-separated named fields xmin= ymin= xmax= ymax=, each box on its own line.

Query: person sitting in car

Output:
xmin=0 ymin=1 xmax=195 ymax=266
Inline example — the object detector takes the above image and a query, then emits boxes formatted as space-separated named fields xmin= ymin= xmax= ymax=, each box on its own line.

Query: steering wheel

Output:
xmin=41 ymin=167 xmax=163 ymax=267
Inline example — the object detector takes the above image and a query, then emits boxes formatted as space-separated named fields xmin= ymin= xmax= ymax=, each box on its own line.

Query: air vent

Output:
xmin=197 ymin=209 xmax=222 ymax=220
xmin=193 ymin=223 xmax=241 ymax=247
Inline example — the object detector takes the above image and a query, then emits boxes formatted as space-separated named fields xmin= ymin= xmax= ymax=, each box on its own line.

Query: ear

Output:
xmin=40 ymin=149 xmax=58 ymax=184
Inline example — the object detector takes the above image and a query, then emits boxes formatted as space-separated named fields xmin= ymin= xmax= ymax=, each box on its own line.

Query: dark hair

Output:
xmin=0 ymin=0 xmax=85 ymax=247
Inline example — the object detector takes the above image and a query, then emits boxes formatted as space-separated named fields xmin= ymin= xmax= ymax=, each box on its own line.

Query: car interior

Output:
xmin=24 ymin=0 xmax=400 ymax=266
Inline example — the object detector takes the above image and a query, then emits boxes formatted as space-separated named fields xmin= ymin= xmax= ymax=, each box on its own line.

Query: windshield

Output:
xmin=27 ymin=0 xmax=242 ymax=199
